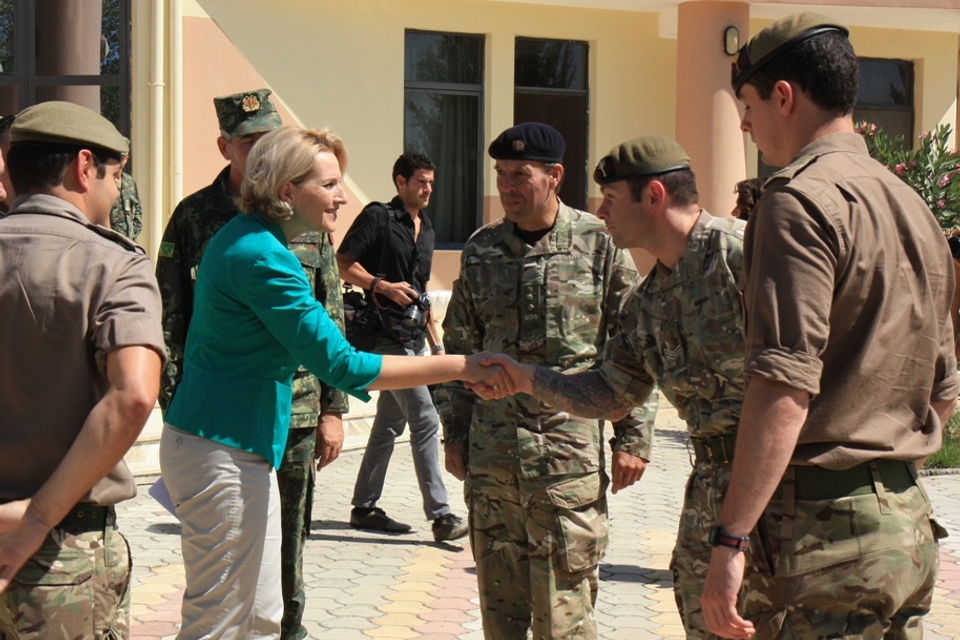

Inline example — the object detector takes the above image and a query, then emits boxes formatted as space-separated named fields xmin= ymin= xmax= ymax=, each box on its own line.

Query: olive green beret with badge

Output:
xmin=214 ymin=88 xmax=282 ymax=137
xmin=594 ymin=136 xmax=691 ymax=185
xmin=731 ymin=12 xmax=849 ymax=94
xmin=488 ymin=122 xmax=565 ymax=164
xmin=11 ymin=101 xmax=128 ymax=156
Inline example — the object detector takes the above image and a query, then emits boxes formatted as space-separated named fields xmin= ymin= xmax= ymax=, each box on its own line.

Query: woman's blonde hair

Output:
xmin=239 ymin=126 xmax=347 ymax=221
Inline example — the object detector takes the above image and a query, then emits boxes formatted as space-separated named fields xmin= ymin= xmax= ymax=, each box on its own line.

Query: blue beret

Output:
xmin=488 ymin=122 xmax=565 ymax=164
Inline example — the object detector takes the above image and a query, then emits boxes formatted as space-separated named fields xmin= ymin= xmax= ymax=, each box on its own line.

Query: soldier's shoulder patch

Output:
xmin=764 ymin=154 xmax=817 ymax=187
xmin=159 ymin=242 xmax=175 ymax=258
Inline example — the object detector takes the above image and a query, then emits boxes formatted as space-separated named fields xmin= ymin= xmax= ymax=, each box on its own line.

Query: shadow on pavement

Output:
xmin=600 ymin=564 xmax=672 ymax=587
xmin=144 ymin=522 xmax=181 ymax=535
xmin=308 ymin=528 xmax=468 ymax=553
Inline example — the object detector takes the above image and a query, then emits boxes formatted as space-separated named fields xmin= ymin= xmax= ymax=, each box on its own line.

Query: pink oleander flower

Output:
xmin=908 ymin=160 xmax=918 ymax=169
xmin=937 ymin=200 xmax=947 ymax=209
xmin=895 ymin=163 xmax=906 ymax=176
xmin=940 ymin=174 xmax=951 ymax=188
xmin=855 ymin=122 xmax=867 ymax=134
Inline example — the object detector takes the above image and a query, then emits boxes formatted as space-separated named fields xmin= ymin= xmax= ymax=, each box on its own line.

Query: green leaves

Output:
xmin=857 ymin=121 xmax=960 ymax=235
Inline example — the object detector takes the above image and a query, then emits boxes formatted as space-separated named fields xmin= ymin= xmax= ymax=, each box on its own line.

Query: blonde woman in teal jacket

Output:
xmin=160 ymin=126 xmax=508 ymax=640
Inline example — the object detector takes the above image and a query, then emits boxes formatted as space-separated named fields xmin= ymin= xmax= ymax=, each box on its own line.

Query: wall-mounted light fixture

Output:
xmin=723 ymin=26 xmax=739 ymax=56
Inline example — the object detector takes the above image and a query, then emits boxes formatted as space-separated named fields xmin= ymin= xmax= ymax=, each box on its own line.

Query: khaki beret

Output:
xmin=10 ymin=101 xmax=128 ymax=155
xmin=594 ymin=136 xmax=691 ymax=185
xmin=214 ymin=88 xmax=282 ymax=137
xmin=732 ymin=12 xmax=849 ymax=94
xmin=488 ymin=122 xmax=565 ymax=164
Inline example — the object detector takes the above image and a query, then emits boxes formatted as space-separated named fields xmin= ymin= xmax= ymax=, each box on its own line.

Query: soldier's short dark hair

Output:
xmin=626 ymin=169 xmax=699 ymax=207
xmin=744 ymin=31 xmax=859 ymax=116
xmin=392 ymin=151 xmax=435 ymax=187
xmin=7 ymin=143 xmax=118 ymax=195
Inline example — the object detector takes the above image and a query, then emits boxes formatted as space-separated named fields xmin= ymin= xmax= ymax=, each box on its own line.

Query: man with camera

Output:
xmin=337 ymin=151 xmax=467 ymax=541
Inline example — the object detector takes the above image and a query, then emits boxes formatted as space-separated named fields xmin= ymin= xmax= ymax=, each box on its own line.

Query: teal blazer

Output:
xmin=165 ymin=212 xmax=381 ymax=468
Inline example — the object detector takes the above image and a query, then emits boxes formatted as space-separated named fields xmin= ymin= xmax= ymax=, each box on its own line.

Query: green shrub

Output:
xmin=856 ymin=121 xmax=960 ymax=235
xmin=924 ymin=411 xmax=960 ymax=470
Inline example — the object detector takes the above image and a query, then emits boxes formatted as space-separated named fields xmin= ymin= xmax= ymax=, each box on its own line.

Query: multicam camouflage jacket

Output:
xmin=597 ymin=211 xmax=746 ymax=439
xmin=436 ymin=203 xmax=657 ymax=477
xmin=109 ymin=172 xmax=143 ymax=240
xmin=155 ymin=165 xmax=348 ymax=421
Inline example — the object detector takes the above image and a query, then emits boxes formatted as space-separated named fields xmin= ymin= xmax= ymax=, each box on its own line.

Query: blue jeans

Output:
xmin=351 ymin=336 xmax=451 ymax=521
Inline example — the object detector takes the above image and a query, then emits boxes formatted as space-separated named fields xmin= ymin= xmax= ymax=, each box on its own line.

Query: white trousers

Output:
xmin=160 ymin=425 xmax=282 ymax=640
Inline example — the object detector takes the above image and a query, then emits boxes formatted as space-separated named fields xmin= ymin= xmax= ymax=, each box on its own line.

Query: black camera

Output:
xmin=949 ymin=235 xmax=960 ymax=261
xmin=401 ymin=288 xmax=432 ymax=330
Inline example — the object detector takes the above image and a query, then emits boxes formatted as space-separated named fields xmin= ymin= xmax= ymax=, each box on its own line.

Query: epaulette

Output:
xmin=763 ymin=154 xmax=818 ymax=188
xmin=89 ymin=223 xmax=146 ymax=254
xmin=6 ymin=207 xmax=145 ymax=254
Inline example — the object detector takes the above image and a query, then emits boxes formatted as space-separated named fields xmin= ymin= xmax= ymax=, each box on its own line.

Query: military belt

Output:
xmin=0 ymin=500 xmax=116 ymax=532
xmin=690 ymin=433 xmax=737 ymax=465
xmin=56 ymin=504 xmax=116 ymax=532
xmin=773 ymin=459 xmax=915 ymax=501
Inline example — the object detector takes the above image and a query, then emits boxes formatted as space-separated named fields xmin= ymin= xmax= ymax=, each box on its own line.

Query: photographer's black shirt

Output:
xmin=337 ymin=196 xmax=434 ymax=350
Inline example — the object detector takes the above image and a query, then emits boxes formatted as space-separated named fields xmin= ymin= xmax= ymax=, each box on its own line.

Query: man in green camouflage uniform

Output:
xmin=155 ymin=89 xmax=349 ymax=640
xmin=109 ymin=171 xmax=143 ymax=240
xmin=481 ymin=136 xmax=750 ymax=639
xmin=436 ymin=123 xmax=656 ymax=640
xmin=699 ymin=14 xmax=958 ymax=639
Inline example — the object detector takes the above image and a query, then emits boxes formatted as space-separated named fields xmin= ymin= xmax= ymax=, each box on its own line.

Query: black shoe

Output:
xmin=432 ymin=513 xmax=468 ymax=541
xmin=350 ymin=507 xmax=412 ymax=533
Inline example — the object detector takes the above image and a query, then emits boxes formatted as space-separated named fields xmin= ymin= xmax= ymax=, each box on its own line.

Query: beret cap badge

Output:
xmin=488 ymin=122 xmax=565 ymax=164
xmin=597 ymin=157 xmax=615 ymax=180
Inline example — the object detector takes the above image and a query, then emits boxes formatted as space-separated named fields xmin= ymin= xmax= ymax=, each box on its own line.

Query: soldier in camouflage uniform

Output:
xmin=481 ymin=136 xmax=750 ymax=639
xmin=155 ymin=89 xmax=349 ymax=640
xmin=109 ymin=171 xmax=143 ymax=240
xmin=698 ymin=14 xmax=958 ymax=639
xmin=436 ymin=123 xmax=657 ymax=640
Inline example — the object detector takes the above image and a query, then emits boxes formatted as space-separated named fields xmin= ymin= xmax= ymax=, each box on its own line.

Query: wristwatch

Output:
xmin=431 ymin=345 xmax=445 ymax=354
xmin=708 ymin=525 xmax=749 ymax=552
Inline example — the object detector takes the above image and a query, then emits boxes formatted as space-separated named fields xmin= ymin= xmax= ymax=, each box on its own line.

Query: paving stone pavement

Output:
xmin=121 ymin=400 xmax=960 ymax=639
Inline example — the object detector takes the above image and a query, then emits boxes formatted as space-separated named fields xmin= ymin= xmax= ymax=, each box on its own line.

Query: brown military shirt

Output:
xmin=744 ymin=133 xmax=959 ymax=469
xmin=0 ymin=194 xmax=166 ymax=505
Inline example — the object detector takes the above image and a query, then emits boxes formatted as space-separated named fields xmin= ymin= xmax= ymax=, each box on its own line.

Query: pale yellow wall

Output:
xmin=139 ymin=1 xmax=958 ymax=280
xmin=852 ymin=25 xmax=958 ymax=139
xmin=194 ymin=0 xmax=675 ymax=288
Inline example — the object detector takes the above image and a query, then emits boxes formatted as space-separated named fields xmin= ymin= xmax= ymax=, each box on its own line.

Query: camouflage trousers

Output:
xmin=465 ymin=468 xmax=609 ymax=640
xmin=277 ymin=427 xmax=316 ymax=640
xmin=671 ymin=462 xmax=767 ymax=640
xmin=0 ymin=522 xmax=131 ymax=639
xmin=741 ymin=465 xmax=941 ymax=639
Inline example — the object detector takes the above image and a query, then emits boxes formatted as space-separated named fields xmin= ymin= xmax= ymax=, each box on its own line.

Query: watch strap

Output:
xmin=709 ymin=525 xmax=749 ymax=552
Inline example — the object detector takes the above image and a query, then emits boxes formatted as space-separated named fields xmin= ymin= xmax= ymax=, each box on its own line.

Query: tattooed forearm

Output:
xmin=531 ymin=368 xmax=634 ymax=420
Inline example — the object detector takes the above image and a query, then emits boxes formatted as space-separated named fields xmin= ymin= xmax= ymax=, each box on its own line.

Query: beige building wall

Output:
xmin=137 ymin=1 xmax=959 ymax=283
xmin=187 ymin=0 xmax=675 ymax=288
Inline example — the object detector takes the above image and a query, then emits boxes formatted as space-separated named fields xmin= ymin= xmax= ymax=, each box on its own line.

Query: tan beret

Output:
xmin=732 ymin=12 xmax=849 ymax=94
xmin=10 ymin=101 xmax=128 ymax=155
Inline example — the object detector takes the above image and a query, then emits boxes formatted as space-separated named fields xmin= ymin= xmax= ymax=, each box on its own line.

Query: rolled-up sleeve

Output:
xmin=742 ymin=190 xmax=841 ymax=397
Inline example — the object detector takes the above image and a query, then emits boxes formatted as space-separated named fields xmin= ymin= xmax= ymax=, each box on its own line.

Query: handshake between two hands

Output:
xmin=461 ymin=352 xmax=534 ymax=400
